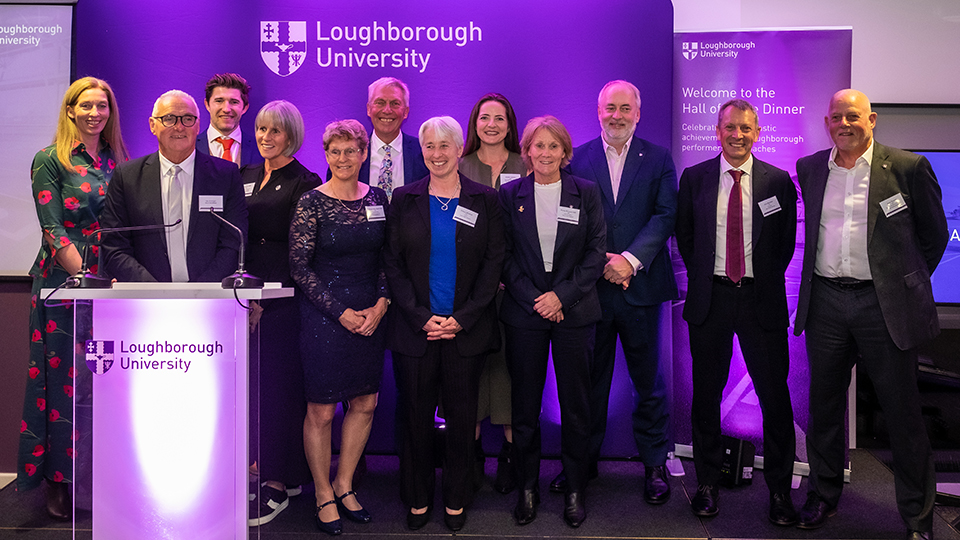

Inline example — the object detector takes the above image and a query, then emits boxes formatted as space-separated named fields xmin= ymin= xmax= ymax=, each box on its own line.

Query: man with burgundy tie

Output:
xmin=676 ymin=99 xmax=798 ymax=525
xmin=196 ymin=73 xmax=262 ymax=167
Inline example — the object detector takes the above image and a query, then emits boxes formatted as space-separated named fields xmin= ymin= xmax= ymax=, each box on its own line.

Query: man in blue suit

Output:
xmin=561 ymin=80 xmax=679 ymax=504
xmin=676 ymin=99 xmax=797 ymax=525
xmin=195 ymin=73 xmax=262 ymax=167
xmin=337 ymin=77 xmax=427 ymax=198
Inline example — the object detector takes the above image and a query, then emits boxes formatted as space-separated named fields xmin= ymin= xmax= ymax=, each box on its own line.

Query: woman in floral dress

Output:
xmin=18 ymin=77 xmax=129 ymax=520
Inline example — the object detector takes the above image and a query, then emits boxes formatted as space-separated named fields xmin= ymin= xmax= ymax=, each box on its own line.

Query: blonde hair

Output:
xmin=54 ymin=77 xmax=129 ymax=169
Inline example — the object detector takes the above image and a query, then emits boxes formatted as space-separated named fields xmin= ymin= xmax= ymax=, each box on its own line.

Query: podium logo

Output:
xmin=261 ymin=21 xmax=307 ymax=77
xmin=682 ymin=42 xmax=699 ymax=60
xmin=85 ymin=340 xmax=114 ymax=375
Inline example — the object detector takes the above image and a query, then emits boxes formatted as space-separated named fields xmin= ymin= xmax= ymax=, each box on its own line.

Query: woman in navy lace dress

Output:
xmin=290 ymin=119 xmax=389 ymax=536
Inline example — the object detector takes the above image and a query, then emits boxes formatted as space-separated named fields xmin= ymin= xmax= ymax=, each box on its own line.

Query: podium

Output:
xmin=45 ymin=283 xmax=293 ymax=540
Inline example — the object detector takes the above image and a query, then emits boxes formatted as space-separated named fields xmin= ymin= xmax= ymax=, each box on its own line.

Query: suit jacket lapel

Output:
xmin=751 ymin=159 xmax=769 ymax=245
xmin=589 ymin=141 xmax=616 ymax=210
xmin=513 ymin=177 xmax=543 ymax=265
xmin=142 ymin=153 xmax=168 ymax=252
xmin=806 ymin=153 xmax=831 ymax=249
xmin=616 ymin=136 xmax=646 ymax=214
xmin=867 ymin=143 xmax=892 ymax=247
xmin=554 ymin=173 xmax=582 ymax=258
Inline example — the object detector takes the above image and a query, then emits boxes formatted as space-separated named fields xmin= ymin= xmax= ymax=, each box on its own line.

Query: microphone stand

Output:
xmin=64 ymin=220 xmax=184 ymax=289
xmin=205 ymin=209 xmax=263 ymax=289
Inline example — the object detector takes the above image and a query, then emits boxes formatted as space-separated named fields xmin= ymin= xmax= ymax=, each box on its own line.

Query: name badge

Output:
xmin=243 ymin=182 xmax=255 ymax=197
xmin=880 ymin=193 xmax=908 ymax=218
xmin=453 ymin=205 xmax=479 ymax=227
xmin=365 ymin=205 xmax=386 ymax=221
xmin=500 ymin=173 xmax=521 ymax=185
xmin=758 ymin=196 xmax=781 ymax=217
xmin=557 ymin=206 xmax=581 ymax=225
xmin=199 ymin=195 xmax=224 ymax=212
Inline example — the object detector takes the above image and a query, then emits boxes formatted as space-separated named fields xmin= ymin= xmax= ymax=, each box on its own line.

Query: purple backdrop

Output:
xmin=75 ymin=0 xmax=676 ymax=457
xmin=671 ymin=29 xmax=852 ymax=465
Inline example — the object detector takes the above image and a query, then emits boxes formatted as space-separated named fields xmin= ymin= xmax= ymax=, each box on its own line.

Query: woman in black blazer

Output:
xmin=383 ymin=116 xmax=504 ymax=532
xmin=498 ymin=116 xmax=606 ymax=529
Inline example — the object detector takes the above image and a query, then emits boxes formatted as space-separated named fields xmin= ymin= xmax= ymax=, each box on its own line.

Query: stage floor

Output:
xmin=2 ymin=449 xmax=958 ymax=539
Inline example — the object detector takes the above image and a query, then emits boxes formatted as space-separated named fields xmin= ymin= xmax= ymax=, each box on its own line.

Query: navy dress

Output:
xmin=289 ymin=187 xmax=389 ymax=403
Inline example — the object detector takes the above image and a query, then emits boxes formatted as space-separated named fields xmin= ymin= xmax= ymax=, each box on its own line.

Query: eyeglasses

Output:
xmin=326 ymin=148 xmax=360 ymax=158
xmin=152 ymin=114 xmax=198 ymax=127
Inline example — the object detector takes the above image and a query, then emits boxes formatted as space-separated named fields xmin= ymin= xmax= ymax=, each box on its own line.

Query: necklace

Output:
xmin=330 ymin=184 xmax=364 ymax=213
xmin=430 ymin=179 xmax=461 ymax=211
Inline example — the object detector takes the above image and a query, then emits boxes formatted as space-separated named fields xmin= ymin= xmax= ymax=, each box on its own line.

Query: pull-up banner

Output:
xmin=671 ymin=28 xmax=852 ymax=466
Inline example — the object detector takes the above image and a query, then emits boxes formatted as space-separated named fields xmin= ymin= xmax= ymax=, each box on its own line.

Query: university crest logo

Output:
xmin=260 ymin=21 xmax=307 ymax=77
xmin=85 ymin=340 xmax=114 ymax=375
xmin=682 ymin=42 xmax=699 ymax=60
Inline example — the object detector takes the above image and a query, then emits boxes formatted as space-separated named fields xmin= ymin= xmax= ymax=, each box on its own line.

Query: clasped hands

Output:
xmin=339 ymin=298 xmax=389 ymax=336
xmin=423 ymin=315 xmax=462 ymax=340
xmin=603 ymin=252 xmax=633 ymax=290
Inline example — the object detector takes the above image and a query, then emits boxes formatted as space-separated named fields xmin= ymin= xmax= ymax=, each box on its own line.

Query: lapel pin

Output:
xmin=275 ymin=184 xmax=282 ymax=190
xmin=518 ymin=206 xmax=524 ymax=213
xmin=882 ymin=163 xmax=889 ymax=169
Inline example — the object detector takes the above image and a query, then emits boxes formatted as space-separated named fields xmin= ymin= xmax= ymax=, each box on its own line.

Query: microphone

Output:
xmin=66 ymin=219 xmax=183 ymax=289
xmin=204 ymin=208 xmax=263 ymax=289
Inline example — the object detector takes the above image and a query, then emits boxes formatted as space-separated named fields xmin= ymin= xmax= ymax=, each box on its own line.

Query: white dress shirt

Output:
xmin=601 ymin=132 xmax=643 ymax=274
xmin=714 ymin=154 xmax=755 ymax=278
xmin=815 ymin=141 xmax=874 ymax=280
xmin=158 ymin=150 xmax=195 ymax=281
xmin=205 ymin=125 xmax=243 ymax=166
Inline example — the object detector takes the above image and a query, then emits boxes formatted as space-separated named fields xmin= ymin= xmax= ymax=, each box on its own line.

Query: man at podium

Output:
xmin=101 ymin=89 xmax=247 ymax=282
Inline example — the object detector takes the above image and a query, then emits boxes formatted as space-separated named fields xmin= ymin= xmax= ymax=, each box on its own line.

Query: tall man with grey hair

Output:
xmin=676 ymin=99 xmax=798 ymax=525
xmin=561 ymin=80 xmax=678 ymax=504
xmin=794 ymin=89 xmax=946 ymax=540
xmin=355 ymin=77 xmax=428 ymax=199
xmin=101 ymin=90 xmax=247 ymax=282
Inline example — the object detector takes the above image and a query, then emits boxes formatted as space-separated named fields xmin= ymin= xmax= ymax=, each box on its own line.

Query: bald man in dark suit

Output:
xmin=794 ymin=89 xmax=947 ymax=540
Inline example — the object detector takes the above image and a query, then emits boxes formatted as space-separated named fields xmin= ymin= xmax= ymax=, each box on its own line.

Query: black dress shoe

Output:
xmin=444 ymin=509 xmax=467 ymax=531
xmin=514 ymin=489 xmax=539 ymax=525
xmin=315 ymin=500 xmax=343 ymax=536
xmin=406 ymin=506 xmax=432 ymax=530
xmin=769 ymin=491 xmax=798 ymax=526
xmin=335 ymin=490 xmax=371 ymax=523
xmin=549 ymin=471 xmax=568 ymax=493
xmin=46 ymin=479 xmax=71 ymax=522
xmin=494 ymin=441 xmax=517 ymax=494
xmin=644 ymin=464 xmax=671 ymax=504
xmin=550 ymin=464 xmax=598 ymax=493
xmin=796 ymin=492 xmax=836 ymax=529
xmin=906 ymin=530 xmax=931 ymax=540
xmin=691 ymin=484 xmax=719 ymax=517
xmin=563 ymin=491 xmax=587 ymax=528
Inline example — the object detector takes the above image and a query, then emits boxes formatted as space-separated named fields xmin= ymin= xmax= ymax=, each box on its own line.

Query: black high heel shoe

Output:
xmin=335 ymin=490 xmax=371 ymax=523
xmin=315 ymin=500 xmax=343 ymax=536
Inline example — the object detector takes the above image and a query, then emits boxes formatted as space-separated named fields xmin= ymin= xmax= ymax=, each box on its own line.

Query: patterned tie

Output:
xmin=725 ymin=169 xmax=745 ymax=283
xmin=168 ymin=165 xmax=189 ymax=282
xmin=378 ymin=144 xmax=394 ymax=200
xmin=215 ymin=136 xmax=235 ymax=164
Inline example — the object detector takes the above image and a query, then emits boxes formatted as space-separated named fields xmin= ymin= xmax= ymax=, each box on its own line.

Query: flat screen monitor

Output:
xmin=914 ymin=150 xmax=960 ymax=305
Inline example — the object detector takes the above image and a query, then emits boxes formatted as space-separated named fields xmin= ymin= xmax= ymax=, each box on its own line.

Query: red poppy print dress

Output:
xmin=18 ymin=141 xmax=116 ymax=491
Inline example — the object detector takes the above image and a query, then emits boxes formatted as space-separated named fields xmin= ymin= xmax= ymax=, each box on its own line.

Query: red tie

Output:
xmin=726 ymin=169 xmax=745 ymax=282
xmin=215 ymin=137 xmax=235 ymax=163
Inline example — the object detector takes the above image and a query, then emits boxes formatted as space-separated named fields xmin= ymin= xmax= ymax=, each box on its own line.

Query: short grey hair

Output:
xmin=152 ymin=89 xmax=198 ymax=116
xmin=419 ymin=116 xmax=464 ymax=150
xmin=717 ymin=98 xmax=759 ymax=127
xmin=367 ymin=77 xmax=410 ymax=107
xmin=597 ymin=80 xmax=641 ymax=109
xmin=255 ymin=100 xmax=305 ymax=157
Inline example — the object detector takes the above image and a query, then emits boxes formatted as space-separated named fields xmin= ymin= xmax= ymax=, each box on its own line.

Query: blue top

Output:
xmin=428 ymin=196 xmax=458 ymax=315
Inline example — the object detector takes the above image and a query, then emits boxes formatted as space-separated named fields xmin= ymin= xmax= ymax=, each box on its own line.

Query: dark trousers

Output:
xmin=590 ymin=290 xmax=670 ymax=466
xmin=505 ymin=323 xmax=593 ymax=492
xmin=393 ymin=341 xmax=484 ymax=511
xmin=688 ymin=280 xmax=795 ymax=493
xmin=805 ymin=276 xmax=935 ymax=532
